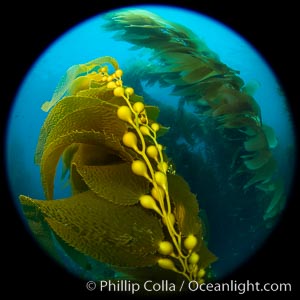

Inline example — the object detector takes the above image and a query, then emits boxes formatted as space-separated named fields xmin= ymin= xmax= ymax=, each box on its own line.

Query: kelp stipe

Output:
xmin=19 ymin=56 xmax=216 ymax=283
xmin=111 ymin=70 xmax=213 ymax=281
xmin=102 ymin=10 xmax=286 ymax=225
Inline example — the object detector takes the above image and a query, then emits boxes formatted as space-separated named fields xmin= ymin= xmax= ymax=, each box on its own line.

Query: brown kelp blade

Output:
xmin=35 ymin=96 xmax=119 ymax=164
xmin=73 ymin=160 xmax=149 ymax=205
xmin=168 ymin=174 xmax=201 ymax=236
xmin=41 ymin=56 xmax=119 ymax=112
xmin=20 ymin=191 xmax=164 ymax=267
xmin=38 ymin=100 xmax=131 ymax=199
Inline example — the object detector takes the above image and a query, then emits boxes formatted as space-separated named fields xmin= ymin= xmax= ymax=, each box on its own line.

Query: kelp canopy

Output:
xmin=102 ymin=9 xmax=286 ymax=223
xmin=19 ymin=56 xmax=216 ymax=283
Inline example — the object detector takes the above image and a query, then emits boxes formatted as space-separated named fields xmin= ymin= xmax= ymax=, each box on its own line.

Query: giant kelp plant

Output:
xmin=19 ymin=56 xmax=216 ymax=283
xmin=18 ymin=8 xmax=289 ymax=284
xmin=102 ymin=9 xmax=286 ymax=223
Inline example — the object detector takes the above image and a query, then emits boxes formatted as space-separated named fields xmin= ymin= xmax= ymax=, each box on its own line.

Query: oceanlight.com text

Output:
xmin=188 ymin=280 xmax=292 ymax=294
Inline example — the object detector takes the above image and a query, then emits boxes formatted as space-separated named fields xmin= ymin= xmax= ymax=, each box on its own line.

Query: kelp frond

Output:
xmin=20 ymin=56 xmax=216 ymax=283
xmin=103 ymin=10 xmax=286 ymax=222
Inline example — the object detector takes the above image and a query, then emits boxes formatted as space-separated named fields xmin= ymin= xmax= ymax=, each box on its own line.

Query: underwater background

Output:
xmin=2 ymin=1 xmax=299 ymax=297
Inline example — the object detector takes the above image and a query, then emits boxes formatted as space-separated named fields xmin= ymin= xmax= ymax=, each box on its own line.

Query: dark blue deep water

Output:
xmin=5 ymin=5 xmax=297 ymax=282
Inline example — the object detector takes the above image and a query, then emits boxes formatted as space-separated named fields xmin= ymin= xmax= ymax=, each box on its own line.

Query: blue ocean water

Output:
xmin=5 ymin=5 xmax=296 ymax=280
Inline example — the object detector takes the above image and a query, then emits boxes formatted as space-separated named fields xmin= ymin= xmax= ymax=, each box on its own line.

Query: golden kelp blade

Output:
xmin=39 ymin=102 xmax=130 ymax=199
xmin=35 ymin=96 xmax=117 ymax=164
xmin=19 ymin=196 xmax=62 ymax=263
xmin=73 ymin=161 xmax=149 ymax=206
xmin=61 ymin=143 xmax=79 ymax=180
xmin=20 ymin=191 xmax=164 ymax=267
xmin=168 ymin=174 xmax=201 ymax=236
xmin=41 ymin=56 xmax=119 ymax=112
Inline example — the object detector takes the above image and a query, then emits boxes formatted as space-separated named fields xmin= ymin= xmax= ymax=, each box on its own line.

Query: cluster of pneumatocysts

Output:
xmin=102 ymin=66 xmax=205 ymax=283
